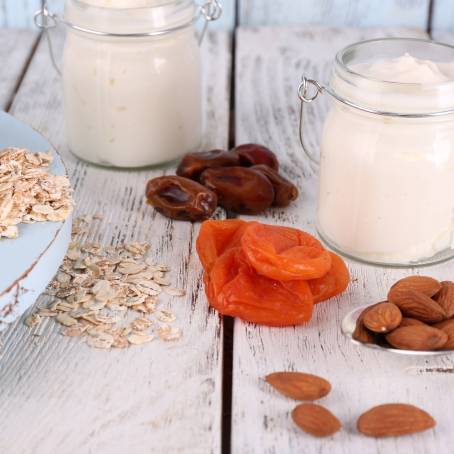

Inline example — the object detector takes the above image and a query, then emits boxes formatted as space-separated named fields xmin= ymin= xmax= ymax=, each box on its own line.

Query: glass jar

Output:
xmin=35 ymin=0 xmax=221 ymax=168
xmin=299 ymin=38 xmax=454 ymax=266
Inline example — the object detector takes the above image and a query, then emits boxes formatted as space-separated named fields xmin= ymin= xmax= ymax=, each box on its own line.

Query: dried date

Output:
xmin=200 ymin=167 xmax=275 ymax=214
xmin=176 ymin=149 xmax=240 ymax=180
xmin=146 ymin=176 xmax=217 ymax=222
xmin=233 ymin=144 xmax=279 ymax=171
xmin=251 ymin=164 xmax=298 ymax=207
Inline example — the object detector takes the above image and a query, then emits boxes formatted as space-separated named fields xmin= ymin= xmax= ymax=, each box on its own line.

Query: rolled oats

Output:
xmin=0 ymin=148 xmax=72 ymax=238
xmin=24 ymin=215 xmax=185 ymax=350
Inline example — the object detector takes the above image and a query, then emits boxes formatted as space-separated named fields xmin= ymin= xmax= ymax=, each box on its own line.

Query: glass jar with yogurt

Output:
xmin=299 ymin=38 xmax=454 ymax=266
xmin=35 ymin=0 xmax=222 ymax=168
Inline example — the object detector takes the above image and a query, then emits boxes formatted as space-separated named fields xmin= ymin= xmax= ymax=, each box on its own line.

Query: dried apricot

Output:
xmin=196 ymin=219 xmax=250 ymax=272
xmin=308 ymin=253 xmax=350 ymax=303
xmin=241 ymin=223 xmax=332 ymax=281
xmin=206 ymin=248 xmax=314 ymax=326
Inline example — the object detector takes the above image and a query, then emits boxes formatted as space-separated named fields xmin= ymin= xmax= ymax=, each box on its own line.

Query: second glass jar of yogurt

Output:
xmin=38 ymin=0 xmax=221 ymax=168
xmin=299 ymin=38 xmax=454 ymax=266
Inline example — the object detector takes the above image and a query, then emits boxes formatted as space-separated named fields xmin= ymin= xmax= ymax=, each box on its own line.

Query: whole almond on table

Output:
xmin=389 ymin=289 xmax=445 ymax=323
xmin=434 ymin=281 xmax=454 ymax=318
xmin=292 ymin=403 xmax=341 ymax=437
xmin=388 ymin=276 xmax=442 ymax=303
xmin=265 ymin=372 xmax=331 ymax=401
xmin=357 ymin=403 xmax=435 ymax=437
xmin=362 ymin=302 xmax=402 ymax=333
xmin=385 ymin=325 xmax=448 ymax=351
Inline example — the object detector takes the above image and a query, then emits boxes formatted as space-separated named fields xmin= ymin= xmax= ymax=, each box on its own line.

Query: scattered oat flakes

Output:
xmin=24 ymin=313 xmax=41 ymax=328
xmin=128 ymin=331 xmax=154 ymax=345
xmin=25 ymin=215 xmax=184 ymax=350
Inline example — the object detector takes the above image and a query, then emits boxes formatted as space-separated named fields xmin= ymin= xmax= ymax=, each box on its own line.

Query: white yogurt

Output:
xmin=318 ymin=54 xmax=454 ymax=264
xmin=63 ymin=0 xmax=202 ymax=167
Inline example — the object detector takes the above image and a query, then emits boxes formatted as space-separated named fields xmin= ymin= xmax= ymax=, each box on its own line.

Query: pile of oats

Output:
xmin=25 ymin=230 xmax=184 ymax=349
xmin=0 ymin=147 xmax=73 ymax=239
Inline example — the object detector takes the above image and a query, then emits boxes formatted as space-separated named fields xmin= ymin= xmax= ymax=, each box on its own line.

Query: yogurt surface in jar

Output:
xmin=318 ymin=51 xmax=454 ymax=264
xmin=63 ymin=0 xmax=202 ymax=168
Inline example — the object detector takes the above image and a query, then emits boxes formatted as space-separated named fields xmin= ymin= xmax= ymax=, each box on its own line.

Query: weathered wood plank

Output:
xmin=233 ymin=26 xmax=454 ymax=454
xmin=0 ymin=0 xmax=41 ymax=27
xmin=0 ymin=29 xmax=38 ymax=109
xmin=239 ymin=0 xmax=430 ymax=29
xmin=0 ymin=29 xmax=231 ymax=454
xmin=432 ymin=0 xmax=454 ymax=32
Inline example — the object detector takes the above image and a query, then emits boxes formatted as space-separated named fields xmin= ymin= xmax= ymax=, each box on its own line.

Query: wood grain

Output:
xmin=0 ymin=29 xmax=38 ymax=109
xmin=432 ymin=0 xmax=454 ymax=32
xmin=233 ymin=26 xmax=454 ymax=454
xmin=239 ymin=0 xmax=430 ymax=29
xmin=0 ymin=29 xmax=231 ymax=454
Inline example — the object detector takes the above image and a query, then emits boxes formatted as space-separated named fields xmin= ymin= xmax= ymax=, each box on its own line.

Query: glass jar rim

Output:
xmin=335 ymin=37 xmax=454 ymax=88
xmin=71 ymin=0 xmax=190 ymax=11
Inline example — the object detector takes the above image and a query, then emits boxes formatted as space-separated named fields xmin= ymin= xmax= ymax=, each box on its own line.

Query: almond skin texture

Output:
xmin=385 ymin=325 xmax=447 ymax=351
xmin=292 ymin=403 xmax=341 ymax=437
xmin=399 ymin=317 xmax=427 ymax=328
xmin=388 ymin=276 xmax=441 ymax=304
xmin=363 ymin=302 xmax=402 ymax=333
xmin=352 ymin=303 xmax=383 ymax=344
xmin=389 ymin=289 xmax=445 ymax=323
xmin=435 ymin=281 xmax=454 ymax=318
xmin=357 ymin=403 xmax=435 ymax=437
xmin=433 ymin=319 xmax=454 ymax=350
xmin=265 ymin=372 xmax=331 ymax=401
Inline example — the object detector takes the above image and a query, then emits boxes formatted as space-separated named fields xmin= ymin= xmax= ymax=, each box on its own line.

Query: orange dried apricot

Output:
xmin=241 ymin=223 xmax=332 ymax=281
xmin=196 ymin=219 xmax=248 ymax=273
xmin=206 ymin=248 xmax=314 ymax=326
xmin=308 ymin=252 xmax=350 ymax=304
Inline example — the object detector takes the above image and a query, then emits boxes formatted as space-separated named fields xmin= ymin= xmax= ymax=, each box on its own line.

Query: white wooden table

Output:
xmin=1 ymin=25 xmax=454 ymax=454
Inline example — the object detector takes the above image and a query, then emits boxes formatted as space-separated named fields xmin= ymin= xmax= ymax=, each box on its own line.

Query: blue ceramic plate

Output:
xmin=0 ymin=112 xmax=72 ymax=331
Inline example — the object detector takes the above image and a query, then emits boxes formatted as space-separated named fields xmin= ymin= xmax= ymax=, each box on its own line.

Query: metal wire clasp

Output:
xmin=199 ymin=0 xmax=223 ymax=44
xmin=298 ymin=77 xmax=324 ymax=166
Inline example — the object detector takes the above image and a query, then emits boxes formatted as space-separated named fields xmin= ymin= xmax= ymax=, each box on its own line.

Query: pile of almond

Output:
xmin=265 ymin=371 xmax=435 ymax=438
xmin=353 ymin=276 xmax=454 ymax=351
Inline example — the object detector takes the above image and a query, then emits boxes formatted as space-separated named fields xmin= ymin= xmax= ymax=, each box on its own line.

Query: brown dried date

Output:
xmin=176 ymin=149 xmax=240 ymax=180
xmin=233 ymin=143 xmax=279 ymax=171
xmin=251 ymin=164 xmax=299 ymax=207
xmin=146 ymin=176 xmax=217 ymax=222
xmin=200 ymin=167 xmax=275 ymax=214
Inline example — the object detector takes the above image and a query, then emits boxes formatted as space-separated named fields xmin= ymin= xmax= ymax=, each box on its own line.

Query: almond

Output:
xmin=265 ymin=372 xmax=331 ymax=401
xmin=435 ymin=281 xmax=454 ymax=318
xmin=399 ymin=317 xmax=427 ymax=328
xmin=432 ymin=319 xmax=454 ymax=350
xmin=357 ymin=403 xmax=435 ymax=437
xmin=388 ymin=276 xmax=441 ymax=303
xmin=389 ymin=289 xmax=445 ymax=323
xmin=363 ymin=302 xmax=402 ymax=333
xmin=385 ymin=325 xmax=447 ymax=351
xmin=352 ymin=303 xmax=383 ymax=344
xmin=292 ymin=403 xmax=341 ymax=437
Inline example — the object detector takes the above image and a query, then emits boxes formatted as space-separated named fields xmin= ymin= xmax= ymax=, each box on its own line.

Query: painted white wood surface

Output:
xmin=233 ymin=26 xmax=454 ymax=454
xmin=0 ymin=29 xmax=231 ymax=454
xmin=239 ymin=0 xmax=430 ymax=28
xmin=0 ymin=29 xmax=38 ymax=108
xmin=432 ymin=0 xmax=454 ymax=32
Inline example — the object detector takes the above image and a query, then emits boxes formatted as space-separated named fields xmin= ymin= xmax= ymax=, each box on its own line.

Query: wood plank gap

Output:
xmin=427 ymin=0 xmax=435 ymax=35
xmin=222 ymin=3 xmax=239 ymax=453
xmin=221 ymin=315 xmax=235 ymax=454
xmin=5 ymin=31 xmax=42 ymax=113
